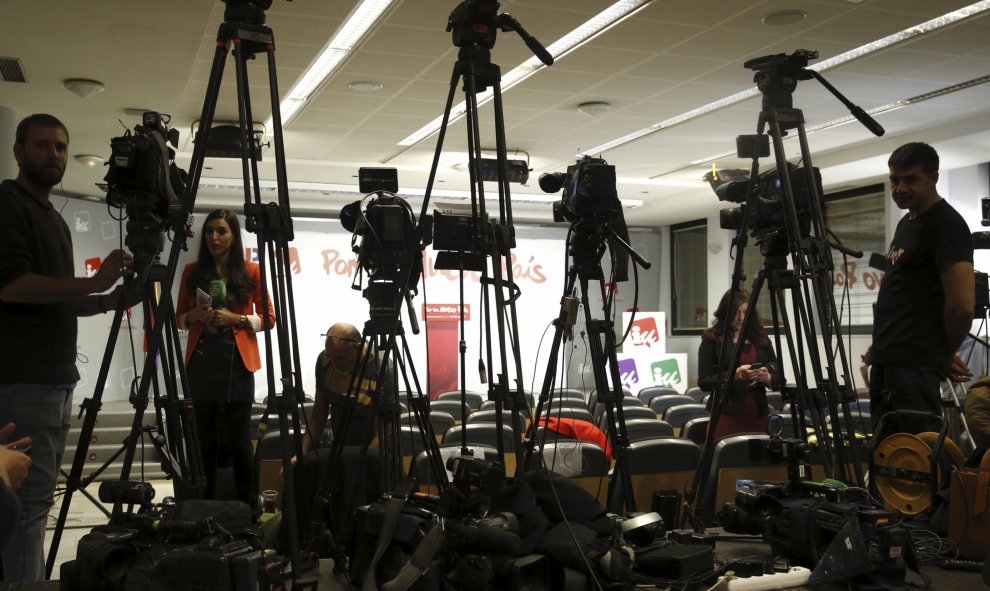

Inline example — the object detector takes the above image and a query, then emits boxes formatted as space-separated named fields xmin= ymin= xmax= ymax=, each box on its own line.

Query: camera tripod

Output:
xmin=686 ymin=50 xmax=885 ymax=528
xmin=302 ymin=196 xmax=449 ymax=566
xmin=408 ymin=2 xmax=554 ymax=477
xmin=175 ymin=3 xmax=312 ymax=585
xmin=46 ymin=203 xmax=204 ymax=575
xmin=524 ymin=218 xmax=651 ymax=514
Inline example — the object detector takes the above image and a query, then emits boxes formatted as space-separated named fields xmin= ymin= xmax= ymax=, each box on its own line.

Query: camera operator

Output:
xmin=698 ymin=288 xmax=781 ymax=440
xmin=296 ymin=323 xmax=397 ymax=532
xmin=871 ymin=142 xmax=974 ymax=432
xmin=0 ymin=114 xmax=137 ymax=583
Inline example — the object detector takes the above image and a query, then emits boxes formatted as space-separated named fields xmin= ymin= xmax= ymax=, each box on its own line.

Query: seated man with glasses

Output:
xmin=296 ymin=323 xmax=398 ymax=542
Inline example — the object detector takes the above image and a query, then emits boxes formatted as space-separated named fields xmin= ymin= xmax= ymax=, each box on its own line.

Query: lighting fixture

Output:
xmin=198 ymin=176 xmax=643 ymax=208
xmin=581 ymin=0 xmax=990 ymax=156
xmin=397 ymin=0 xmax=653 ymax=146
xmin=762 ymin=10 xmax=807 ymax=26
xmin=74 ymin=155 xmax=105 ymax=167
xmin=348 ymin=80 xmax=384 ymax=92
xmin=263 ymin=0 xmax=395 ymax=132
xmin=577 ymin=101 xmax=612 ymax=116
xmin=63 ymin=78 xmax=105 ymax=99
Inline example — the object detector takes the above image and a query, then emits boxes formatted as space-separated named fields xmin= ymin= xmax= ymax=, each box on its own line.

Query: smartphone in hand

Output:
xmin=196 ymin=288 xmax=211 ymax=307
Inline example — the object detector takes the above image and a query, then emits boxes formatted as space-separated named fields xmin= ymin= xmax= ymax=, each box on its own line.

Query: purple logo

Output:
xmin=618 ymin=358 xmax=639 ymax=389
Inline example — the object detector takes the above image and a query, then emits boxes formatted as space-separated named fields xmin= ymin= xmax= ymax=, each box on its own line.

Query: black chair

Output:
xmin=685 ymin=386 xmax=705 ymax=403
xmin=436 ymin=390 xmax=485 ymax=410
xmin=682 ymin=416 xmax=709 ymax=445
xmin=765 ymin=391 xmax=783 ymax=411
xmin=442 ymin=423 xmax=518 ymax=452
xmin=598 ymin=405 xmax=656 ymax=430
xmin=466 ymin=408 xmax=529 ymax=426
xmin=649 ymin=394 xmax=694 ymax=416
xmin=401 ymin=410 xmax=454 ymax=440
xmin=637 ymin=386 xmax=679 ymax=405
xmin=429 ymin=399 xmax=471 ymax=421
xmin=611 ymin=438 xmax=701 ymax=514
xmin=699 ymin=433 xmax=786 ymax=526
xmin=538 ymin=406 xmax=594 ymax=424
xmin=398 ymin=424 xmax=431 ymax=458
xmin=623 ymin=418 xmax=674 ymax=442
xmin=593 ymin=396 xmax=645 ymax=422
xmin=663 ymin=403 xmax=709 ymax=431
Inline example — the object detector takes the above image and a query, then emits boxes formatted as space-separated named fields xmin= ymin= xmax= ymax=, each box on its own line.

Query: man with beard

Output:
xmin=0 ymin=114 xmax=134 ymax=583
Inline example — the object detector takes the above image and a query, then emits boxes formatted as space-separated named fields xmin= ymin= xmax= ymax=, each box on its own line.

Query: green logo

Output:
xmin=651 ymin=359 xmax=681 ymax=387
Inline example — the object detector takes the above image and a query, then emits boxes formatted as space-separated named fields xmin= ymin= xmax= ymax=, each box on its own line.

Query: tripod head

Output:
xmin=447 ymin=0 xmax=553 ymax=66
xmin=745 ymin=49 xmax=817 ymax=112
xmin=221 ymin=0 xmax=285 ymax=26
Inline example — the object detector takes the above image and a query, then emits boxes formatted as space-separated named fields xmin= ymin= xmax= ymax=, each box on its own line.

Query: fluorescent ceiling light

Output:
xmin=581 ymin=0 xmax=990 ymax=156
xmin=198 ymin=177 xmax=643 ymax=208
xmin=397 ymin=0 xmax=653 ymax=147
xmin=263 ymin=0 xmax=394 ymax=133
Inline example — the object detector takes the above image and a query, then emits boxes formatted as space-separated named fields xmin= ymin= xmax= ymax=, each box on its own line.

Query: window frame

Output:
xmin=670 ymin=218 xmax=709 ymax=336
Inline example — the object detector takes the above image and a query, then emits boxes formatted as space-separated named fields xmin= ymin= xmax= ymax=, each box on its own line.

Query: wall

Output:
xmin=663 ymin=160 xmax=990 ymax=392
xmin=65 ymin=200 xmax=661 ymax=404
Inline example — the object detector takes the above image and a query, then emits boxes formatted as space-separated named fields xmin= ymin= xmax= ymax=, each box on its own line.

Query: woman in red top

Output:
xmin=697 ymin=288 xmax=780 ymax=441
xmin=176 ymin=209 xmax=275 ymax=505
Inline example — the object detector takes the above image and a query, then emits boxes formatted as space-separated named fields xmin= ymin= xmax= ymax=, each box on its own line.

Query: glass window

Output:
xmin=671 ymin=220 xmax=708 ymax=334
xmin=738 ymin=184 xmax=885 ymax=330
xmin=825 ymin=185 xmax=886 ymax=329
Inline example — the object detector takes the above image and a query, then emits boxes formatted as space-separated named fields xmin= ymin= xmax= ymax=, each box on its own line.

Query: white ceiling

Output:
xmin=2 ymin=0 xmax=989 ymax=227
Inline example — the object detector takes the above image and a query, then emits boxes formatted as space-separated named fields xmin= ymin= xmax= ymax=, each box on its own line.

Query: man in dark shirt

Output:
xmin=870 ymin=142 xmax=974 ymax=432
xmin=0 ymin=114 xmax=134 ymax=582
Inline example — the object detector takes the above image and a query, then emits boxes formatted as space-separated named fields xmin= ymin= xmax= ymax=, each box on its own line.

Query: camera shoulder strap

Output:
xmin=362 ymin=479 xmax=417 ymax=591
xmin=381 ymin=523 xmax=444 ymax=591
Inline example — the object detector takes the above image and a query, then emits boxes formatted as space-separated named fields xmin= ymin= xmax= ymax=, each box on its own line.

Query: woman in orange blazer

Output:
xmin=176 ymin=209 xmax=275 ymax=505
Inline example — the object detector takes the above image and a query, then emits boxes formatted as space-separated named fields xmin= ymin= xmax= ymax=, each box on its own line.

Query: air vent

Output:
xmin=0 ymin=57 xmax=26 ymax=83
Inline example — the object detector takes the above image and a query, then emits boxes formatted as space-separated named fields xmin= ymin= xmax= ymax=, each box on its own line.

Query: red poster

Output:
xmin=423 ymin=304 xmax=469 ymax=398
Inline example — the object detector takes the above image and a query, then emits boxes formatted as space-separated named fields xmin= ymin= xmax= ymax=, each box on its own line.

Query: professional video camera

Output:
xmin=705 ymin=163 xmax=821 ymax=243
xmin=539 ymin=155 xmax=623 ymax=223
xmin=103 ymin=111 xmax=188 ymax=291
xmin=60 ymin=483 xmax=283 ymax=591
xmin=340 ymin=168 xmax=427 ymax=317
xmin=715 ymin=422 xmax=910 ymax=584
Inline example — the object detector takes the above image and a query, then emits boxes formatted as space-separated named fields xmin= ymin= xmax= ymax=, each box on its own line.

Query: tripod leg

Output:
xmin=45 ymin=302 xmax=126 ymax=577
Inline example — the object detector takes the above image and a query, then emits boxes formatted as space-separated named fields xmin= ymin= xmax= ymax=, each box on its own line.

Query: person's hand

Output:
xmin=186 ymin=303 xmax=212 ymax=325
xmin=735 ymin=364 xmax=771 ymax=386
xmin=92 ymin=250 xmax=135 ymax=292
xmin=208 ymin=308 xmax=240 ymax=328
xmin=0 ymin=423 xmax=32 ymax=490
xmin=947 ymin=354 xmax=973 ymax=382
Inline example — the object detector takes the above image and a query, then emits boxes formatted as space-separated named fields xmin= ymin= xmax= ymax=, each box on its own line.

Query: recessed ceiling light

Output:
xmin=75 ymin=154 xmax=105 ymax=167
xmin=762 ymin=10 xmax=807 ymax=26
xmin=577 ymin=101 xmax=612 ymax=116
xmin=348 ymin=80 xmax=384 ymax=92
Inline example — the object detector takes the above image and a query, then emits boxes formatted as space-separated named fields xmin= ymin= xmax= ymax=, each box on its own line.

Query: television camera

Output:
xmin=103 ymin=111 xmax=188 ymax=292
xmin=60 ymin=482 xmax=283 ymax=591
xmin=716 ymin=419 xmax=909 ymax=584
xmin=339 ymin=168 xmax=427 ymax=319
xmin=705 ymin=163 xmax=821 ymax=245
